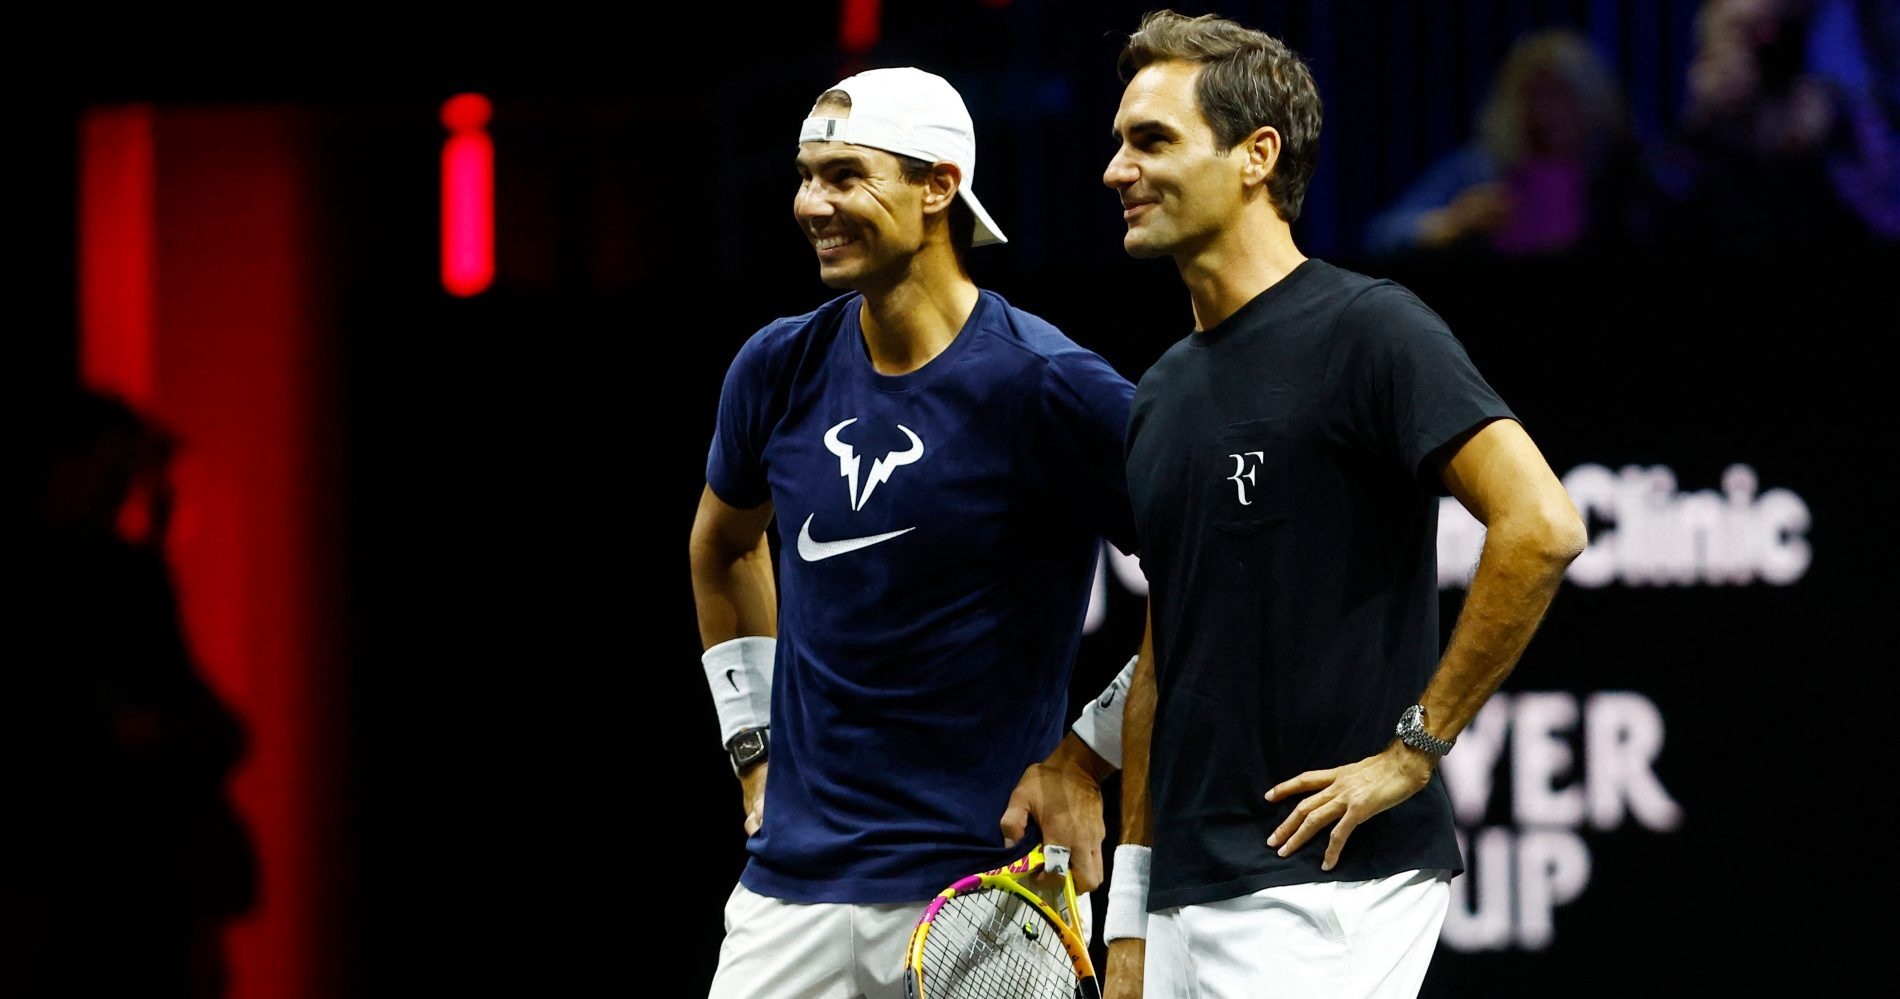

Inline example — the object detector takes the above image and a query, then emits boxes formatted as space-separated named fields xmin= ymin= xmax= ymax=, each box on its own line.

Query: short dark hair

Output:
xmin=1120 ymin=10 xmax=1323 ymax=222
xmin=812 ymin=89 xmax=975 ymax=265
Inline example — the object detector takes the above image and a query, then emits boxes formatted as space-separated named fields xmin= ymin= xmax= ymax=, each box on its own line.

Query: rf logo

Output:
xmin=1227 ymin=451 xmax=1266 ymax=505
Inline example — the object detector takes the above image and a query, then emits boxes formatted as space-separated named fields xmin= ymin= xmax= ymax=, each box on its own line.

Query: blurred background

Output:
xmin=15 ymin=0 xmax=1896 ymax=996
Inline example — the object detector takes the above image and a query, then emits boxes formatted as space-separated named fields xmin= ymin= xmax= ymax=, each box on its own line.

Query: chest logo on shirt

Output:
xmin=1227 ymin=451 xmax=1266 ymax=505
xmin=825 ymin=418 xmax=924 ymax=511
xmin=795 ymin=419 xmax=924 ymax=563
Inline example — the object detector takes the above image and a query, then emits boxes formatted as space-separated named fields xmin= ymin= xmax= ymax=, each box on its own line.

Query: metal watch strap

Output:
xmin=1396 ymin=704 xmax=1455 ymax=757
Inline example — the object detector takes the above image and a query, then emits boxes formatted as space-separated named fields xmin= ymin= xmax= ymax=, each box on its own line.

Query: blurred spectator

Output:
xmin=5 ymin=389 xmax=256 ymax=999
xmin=1661 ymin=0 xmax=1899 ymax=251
xmin=1363 ymin=28 xmax=1664 ymax=261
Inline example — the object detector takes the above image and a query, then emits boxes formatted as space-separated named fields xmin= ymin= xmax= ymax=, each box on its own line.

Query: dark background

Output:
xmin=25 ymin=2 xmax=1897 ymax=997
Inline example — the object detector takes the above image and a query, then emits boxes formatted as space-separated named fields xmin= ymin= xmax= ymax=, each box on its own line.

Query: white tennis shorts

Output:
xmin=708 ymin=881 xmax=1094 ymax=999
xmin=1144 ymin=868 xmax=1451 ymax=999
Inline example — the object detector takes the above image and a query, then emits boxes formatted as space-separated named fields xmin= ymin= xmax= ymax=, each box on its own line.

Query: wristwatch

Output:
xmin=1395 ymin=704 xmax=1455 ymax=758
xmin=727 ymin=727 xmax=769 ymax=774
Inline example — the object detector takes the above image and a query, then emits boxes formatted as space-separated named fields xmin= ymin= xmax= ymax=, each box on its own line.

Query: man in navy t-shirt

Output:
xmin=691 ymin=66 xmax=1140 ymax=998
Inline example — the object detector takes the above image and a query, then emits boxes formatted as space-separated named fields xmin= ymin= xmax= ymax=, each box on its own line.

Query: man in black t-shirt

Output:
xmin=1094 ymin=11 xmax=1588 ymax=999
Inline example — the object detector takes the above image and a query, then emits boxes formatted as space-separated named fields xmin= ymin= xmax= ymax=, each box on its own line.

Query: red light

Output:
xmin=79 ymin=104 xmax=345 ymax=999
xmin=840 ymin=0 xmax=880 ymax=53
xmin=80 ymin=105 xmax=157 ymax=407
xmin=441 ymin=93 xmax=494 ymax=297
xmin=441 ymin=92 xmax=491 ymax=131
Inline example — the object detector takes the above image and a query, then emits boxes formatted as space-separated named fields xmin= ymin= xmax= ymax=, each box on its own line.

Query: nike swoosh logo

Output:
xmin=726 ymin=669 xmax=739 ymax=692
xmin=796 ymin=513 xmax=915 ymax=562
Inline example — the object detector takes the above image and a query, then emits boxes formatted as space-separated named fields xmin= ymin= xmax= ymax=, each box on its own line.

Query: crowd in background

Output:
xmin=1363 ymin=0 xmax=1897 ymax=264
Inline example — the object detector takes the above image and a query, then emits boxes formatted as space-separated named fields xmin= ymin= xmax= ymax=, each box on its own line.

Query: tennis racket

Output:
xmin=903 ymin=843 xmax=1098 ymax=999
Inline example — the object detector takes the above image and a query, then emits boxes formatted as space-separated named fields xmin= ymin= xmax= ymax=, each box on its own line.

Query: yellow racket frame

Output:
xmin=903 ymin=843 xmax=1096 ymax=998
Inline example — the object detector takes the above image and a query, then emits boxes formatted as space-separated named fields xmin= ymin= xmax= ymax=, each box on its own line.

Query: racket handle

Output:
xmin=1043 ymin=844 xmax=1085 ymax=942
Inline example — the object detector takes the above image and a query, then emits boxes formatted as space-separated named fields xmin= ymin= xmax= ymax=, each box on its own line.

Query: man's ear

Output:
xmin=1242 ymin=125 xmax=1282 ymax=190
xmin=924 ymin=161 xmax=963 ymax=218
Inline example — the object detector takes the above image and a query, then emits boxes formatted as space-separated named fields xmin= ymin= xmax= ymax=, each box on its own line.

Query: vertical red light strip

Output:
xmin=159 ymin=107 xmax=337 ymax=999
xmin=79 ymin=106 xmax=342 ymax=999
xmin=441 ymin=93 xmax=494 ymax=297
xmin=840 ymin=0 xmax=881 ymax=53
xmin=79 ymin=105 xmax=156 ymax=408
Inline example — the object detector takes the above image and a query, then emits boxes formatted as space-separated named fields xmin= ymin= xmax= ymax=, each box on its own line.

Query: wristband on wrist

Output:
xmin=703 ymin=636 xmax=776 ymax=748
xmin=1072 ymin=654 xmax=1137 ymax=770
xmin=1104 ymin=844 xmax=1152 ymax=942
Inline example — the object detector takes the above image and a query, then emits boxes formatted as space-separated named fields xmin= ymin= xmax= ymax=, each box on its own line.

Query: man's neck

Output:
xmin=1177 ymin=213 xmax=1307 ymax=332
xmin=857 ymin=249 xmax=980 ymax=375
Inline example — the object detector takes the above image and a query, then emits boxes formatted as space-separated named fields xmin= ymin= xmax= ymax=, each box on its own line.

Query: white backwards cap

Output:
xmin=799 ymin=66 xmax=1007 ymax=247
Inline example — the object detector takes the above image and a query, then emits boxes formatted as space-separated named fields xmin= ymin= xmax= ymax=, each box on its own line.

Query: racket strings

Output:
xmin=918 ymin=888 xmax=1078 ymax=998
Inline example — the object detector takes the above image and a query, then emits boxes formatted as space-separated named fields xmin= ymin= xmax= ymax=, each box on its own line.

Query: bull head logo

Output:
xmin=823 ymin=418 xmax=925 ymax=511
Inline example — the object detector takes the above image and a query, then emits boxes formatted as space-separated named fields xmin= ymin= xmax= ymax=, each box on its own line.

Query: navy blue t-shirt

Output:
xmin=707 ymin=290 xmax=1136 ymax=903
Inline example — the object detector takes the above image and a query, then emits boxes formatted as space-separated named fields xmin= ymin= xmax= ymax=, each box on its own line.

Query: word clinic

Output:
xmin=1438 ymin=463 xmax=1810 ymax=589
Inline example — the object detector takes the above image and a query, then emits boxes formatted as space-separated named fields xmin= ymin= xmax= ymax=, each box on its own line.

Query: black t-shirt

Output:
xmin=1126 ymin=258 xmax=1514 ymax=909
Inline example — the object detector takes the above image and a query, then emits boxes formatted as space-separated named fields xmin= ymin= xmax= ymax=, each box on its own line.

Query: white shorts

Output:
xmin=1145 ymin=869 xmax=1451 ymax=999
xmin=708 ymin=881 xmax=1094 ymax=999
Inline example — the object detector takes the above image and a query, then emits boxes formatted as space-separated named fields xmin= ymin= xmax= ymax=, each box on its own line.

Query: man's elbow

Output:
xmin=1490 ymin=492 xmax=1587 ymax=570
xmin=688 ymin=520 xmax=737 ymax=577
xmin=1531 ymin=497 xmax=1588 ymax=569
xmin=688 ymin=524 xmax=714 ymax=572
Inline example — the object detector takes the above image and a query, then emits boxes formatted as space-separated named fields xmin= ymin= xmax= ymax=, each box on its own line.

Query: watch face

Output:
xmin=732 ymin=730 xmax=766 ymax=763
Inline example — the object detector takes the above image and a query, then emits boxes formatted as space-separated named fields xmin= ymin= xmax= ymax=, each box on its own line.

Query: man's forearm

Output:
xmin=1121 ymin=613 xmax=1156 ymax=846
xmin=692 ymin=533 xmax=777 ymax=750
xmin=690 ymin=523 xmax=777 ymax=646
xmin=690 ymin=487 xmax=781 ymax=757
xmin=1101 ymin=612 xmax=1156 ymax=952
xmin=1423 ymin=515 xmax=1583 ymax=741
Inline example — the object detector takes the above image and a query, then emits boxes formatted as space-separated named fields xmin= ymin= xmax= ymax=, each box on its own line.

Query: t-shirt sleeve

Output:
xmin=1338 ymin=283 xmax=1516 ymax=491
xmin=1035 ymin=347 xmax=1141 ymax=555
xmin=704 ymin=328 xmax=779 ymax=509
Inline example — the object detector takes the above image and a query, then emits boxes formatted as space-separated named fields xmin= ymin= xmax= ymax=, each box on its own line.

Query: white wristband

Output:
xmin=1104 ymin=844 xmax=1152 ymax=942
xmin=1072 ymin=654 xmax=1137 ymax=770
xmin=702 ymin=636 xmax=776 ymax=747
